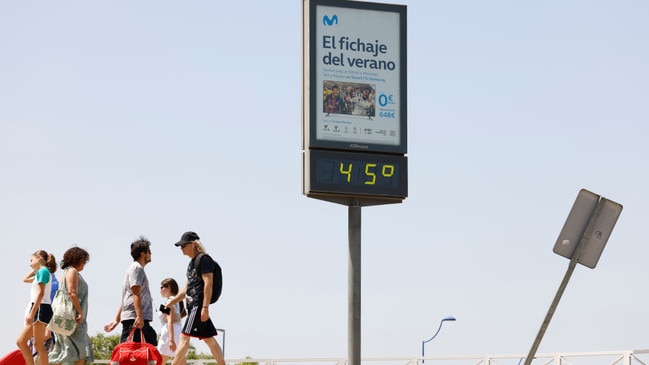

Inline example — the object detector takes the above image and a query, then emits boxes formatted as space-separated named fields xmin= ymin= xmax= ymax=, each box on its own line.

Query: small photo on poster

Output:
xmin=322 ymin=80 xmax=376 ymax=117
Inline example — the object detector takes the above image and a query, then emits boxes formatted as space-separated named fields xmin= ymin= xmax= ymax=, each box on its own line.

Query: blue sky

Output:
xmin=1 ymin=0 xmax=648 ymax=360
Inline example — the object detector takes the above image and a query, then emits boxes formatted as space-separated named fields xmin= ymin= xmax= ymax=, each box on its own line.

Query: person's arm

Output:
xmin=166 ymin=304 xmax=177 ymax=352
xmin=200 ymin=272 xmax=213 ymax=322
xmin=66 ymin=268 xmax=84 ymax=324
xmin=104 ymin=304 xmax=122 ymax=332
xmin=132 ymin=285 xmax=143 ymax=328
xmin=26 ymin=281 xmax=45 ymax=325
xmin=23 ymin=271 xmax=35 ymax=283
xmin=165 ymin=284 xmax=187 ymax=308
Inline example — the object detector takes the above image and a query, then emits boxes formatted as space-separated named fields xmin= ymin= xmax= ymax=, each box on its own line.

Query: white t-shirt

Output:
xmin=30 ymin=267 xmax=52 ymax=305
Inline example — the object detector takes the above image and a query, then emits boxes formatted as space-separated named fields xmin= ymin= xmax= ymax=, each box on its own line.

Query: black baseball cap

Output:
xmin=174 ymin=231 xmax=200 ymax=246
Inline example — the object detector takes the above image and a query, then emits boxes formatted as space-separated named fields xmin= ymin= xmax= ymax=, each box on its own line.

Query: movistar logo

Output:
xmin=323 ymin=15 xmax=338 ymax=26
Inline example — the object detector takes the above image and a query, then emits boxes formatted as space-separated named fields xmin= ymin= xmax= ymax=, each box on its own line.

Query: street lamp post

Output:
xmin=216 ymin=328 xmax=226 ymax=358
xmin=421 ymin=316 xmax=456 ymax=363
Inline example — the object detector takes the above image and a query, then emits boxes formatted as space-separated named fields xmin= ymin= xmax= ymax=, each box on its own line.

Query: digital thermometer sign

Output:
xmin=302 ymin=0 xmax=408 ymax=206
xmin=304 ymin=149 xmax=407 ymax=199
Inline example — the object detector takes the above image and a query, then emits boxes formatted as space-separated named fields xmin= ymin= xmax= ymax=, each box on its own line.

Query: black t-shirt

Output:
xmin=185 ymin=254 xmax=216 ymax=308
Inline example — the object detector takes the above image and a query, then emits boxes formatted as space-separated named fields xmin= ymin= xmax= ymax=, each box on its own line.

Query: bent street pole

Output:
xmin=524 ymin=202 xmax=604 ymax=365
xmin=523 ymin=255 xmax=579 ymax=365
xmin=349 ymin=204 xmax=361 ymax=365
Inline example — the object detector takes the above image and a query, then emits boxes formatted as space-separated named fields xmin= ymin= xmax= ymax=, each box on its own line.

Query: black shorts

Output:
xmin=182 ymin=306 xmax=217 ymax=339
xmin=29 ymin=303 xmax=53 ymax=324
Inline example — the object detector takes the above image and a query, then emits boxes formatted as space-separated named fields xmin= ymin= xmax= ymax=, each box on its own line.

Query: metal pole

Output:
xmin=421 ymin=321 xmax=444 ymax=363
xmin=349 ymin=203 xmax=362 ymax=365
xmin=421 ymin=316 xmax=456 ymax=363
xmin=216 ymin=328 xmax=226 ymax=358
xmin=523 ymin=255 xmax=578 ymax=365
xmin=523 ymin=201 xmax=604 ymax=365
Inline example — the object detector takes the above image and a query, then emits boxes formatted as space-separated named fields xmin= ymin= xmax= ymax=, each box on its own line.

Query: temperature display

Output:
xmin=305 ymin=149 xmax=407 ymax=198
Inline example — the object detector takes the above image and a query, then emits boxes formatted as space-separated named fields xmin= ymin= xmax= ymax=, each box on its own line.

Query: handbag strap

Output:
xmin=59 ymin=268 xmax=76 ymax=296
xmin=126 ymin=325 xmax=146 ymax=343
xmin=59 ymin=269 xmax=67 ymax=294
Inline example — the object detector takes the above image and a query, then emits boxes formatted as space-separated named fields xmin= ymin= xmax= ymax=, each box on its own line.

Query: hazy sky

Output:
xmin=1 ymin=0 xmax=648 ymax=360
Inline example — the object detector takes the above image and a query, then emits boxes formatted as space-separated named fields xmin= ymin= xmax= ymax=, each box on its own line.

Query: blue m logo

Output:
xmin=323 ymin=15 xmax=338 ymax=26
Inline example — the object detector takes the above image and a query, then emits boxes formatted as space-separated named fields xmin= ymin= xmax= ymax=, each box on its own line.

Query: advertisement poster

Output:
xmin=307 ymin=0 xmax=406 ymax=153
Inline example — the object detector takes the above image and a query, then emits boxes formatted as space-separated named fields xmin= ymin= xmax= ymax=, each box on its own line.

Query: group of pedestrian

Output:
xmin=16 ymin=231 xmax=224 ymax=365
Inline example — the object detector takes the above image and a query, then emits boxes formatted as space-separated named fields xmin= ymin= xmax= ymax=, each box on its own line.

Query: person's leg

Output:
xmin=142 ymin=322 xmax=158 ymax=346
xmin=161 ymin=355 xmax=170 ymax=364
xmin=17 ymin=325 xmax=36 ymax=365
xmin=203 ymin=337 xmax=225 ymax=365
xmin=120 ymin=320 xmax=134 ymax=343
xmin=32 ymin=322 xmax=48 ymax=365
xmin=171 ymin=335 xmax=191 ymax=365
xmin=44 ymin=332 xmax=54 ymax=353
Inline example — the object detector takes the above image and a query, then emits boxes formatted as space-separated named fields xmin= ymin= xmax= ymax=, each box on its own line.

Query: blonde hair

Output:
xmin=194 ymin=240 xmax=206 ymax=254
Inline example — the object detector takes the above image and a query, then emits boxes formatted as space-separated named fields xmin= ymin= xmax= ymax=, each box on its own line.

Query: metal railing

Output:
xmin=95 ymin=349 xmax=649 ymax=365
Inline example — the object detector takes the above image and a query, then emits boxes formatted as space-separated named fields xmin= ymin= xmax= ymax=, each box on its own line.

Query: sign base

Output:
xmin=306 ymin=192 xmax=403 ymax=207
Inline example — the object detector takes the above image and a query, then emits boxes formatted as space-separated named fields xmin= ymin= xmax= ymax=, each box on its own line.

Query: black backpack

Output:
xmin=193 ymin=253 xmax=223 ymax=304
